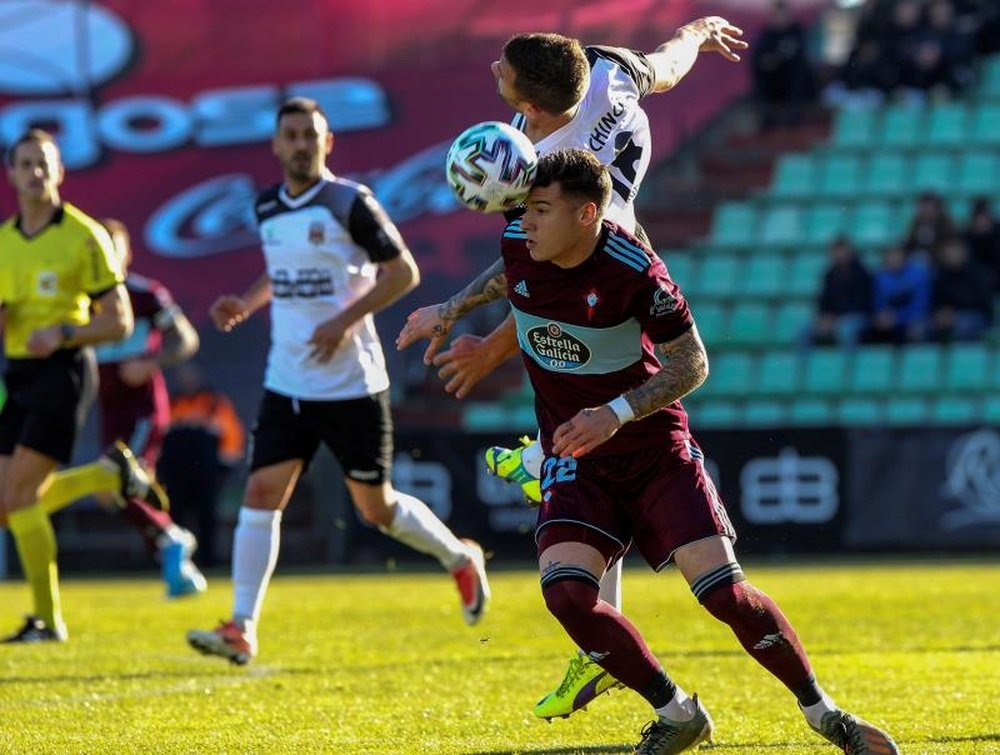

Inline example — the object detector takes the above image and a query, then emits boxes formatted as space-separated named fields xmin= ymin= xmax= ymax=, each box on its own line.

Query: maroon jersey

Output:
xmin=502 ymin=218 xmax=694 ymax=457
xmin=95 ymin=273 xmax=176 ymax=433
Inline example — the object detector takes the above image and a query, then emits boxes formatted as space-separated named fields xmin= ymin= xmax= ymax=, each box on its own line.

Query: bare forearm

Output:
xmin=158 ymin=314 xmax=200 ymax=368
xmin=485 ymin=313 xmax=520 ymax=362
xmin=339 ymin=262 xmax=416 ymax=330
xmin=438 ymin=259 xmax=508 ymax=324
xmin=622 ymin=327 xmax=708 ymax=419
xmin=650 ymin=28 xmax=704 ymax=93
xmin=71 ymin=287 xmax=133 ymax=345
xmin=241 ymin=273 xmax=273 ymax=315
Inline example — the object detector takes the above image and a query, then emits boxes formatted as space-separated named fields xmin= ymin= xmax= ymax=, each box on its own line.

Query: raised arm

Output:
xmin=648 ymin=16 xmax=747 ymax=93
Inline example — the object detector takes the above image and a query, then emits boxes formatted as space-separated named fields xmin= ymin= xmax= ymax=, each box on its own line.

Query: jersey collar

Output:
xmin=14 ymin=204 xmax=65 ymax=239
xmin=278 ymin=170 xmax=334 ymax=209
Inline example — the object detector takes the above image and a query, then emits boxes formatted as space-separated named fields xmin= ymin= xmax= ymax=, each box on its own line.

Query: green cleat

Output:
xmin=484 ymin=435 xmax=541 ymax=505
xmin=809 ymin=710 xmax=898 ymax=754
xmin=634 ymin=695 xmax=714 ymax=754
xmin=533 ymin=652 xmax=623 ymax=719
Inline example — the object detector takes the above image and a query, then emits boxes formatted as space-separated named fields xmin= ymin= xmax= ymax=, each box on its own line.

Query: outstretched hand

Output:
xmin=396 ymin=304 xmax=452 ymax=365
xmin=210 ymin=295 xmax=249 ymax=333
xmin=688 ymin=16 xmax=747 ymax=62
xmin=432 ymin=333 xmax=497 ymax=399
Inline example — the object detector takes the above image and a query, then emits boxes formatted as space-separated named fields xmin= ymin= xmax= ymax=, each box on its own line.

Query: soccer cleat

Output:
xmin=452 ymin=539 xmax=490 ymax=625
xmin=161 ymin=530 xmax=207 ymax=598
xmin=187 ymin=620 xmax=256 ymax=665
xmin=1 ymin=615 xmax=67 ymax=643
xmin=809 ymin=710 xmax=899 ymax=754
xmin=103 ymin=440 xmax=170 ymax=511
xmin=634 ymin=695 xmax=714 ymax=754
xmin=534 ymin=652 xmax=624 ymax=719
xmin=484 ymin=435 xmax=541 ymax=505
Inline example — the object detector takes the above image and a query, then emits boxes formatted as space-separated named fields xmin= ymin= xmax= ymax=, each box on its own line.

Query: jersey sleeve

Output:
xmin=347 ymin=188 xmax=407 ymax=263
xmin=633 ymin=255 xmax=693 ymax=343
xmin=149 ymin=280 xmax=181 ymax=330
xmin=586 ymin=45 xmax=656 ymax=99
xmin=82 ymin=222 xmax=124 ymax=295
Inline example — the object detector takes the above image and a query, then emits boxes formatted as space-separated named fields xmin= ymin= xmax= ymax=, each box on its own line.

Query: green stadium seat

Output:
xmin=983 ymin=396 xmax=1000 ymax=423
xmin=956 ymin=152 xmax=999 ymax=196
xmin=913 ymin=153 xmax=954 ymax=194
xmin=943 ymin=343 xmax=992 ymax=391
xmin=818 ymin=154 xmax=862 ymax=198
xmin=948 ymin=197 xmax=972 ymax=224
xmin=663 ymin=253 xmax=696 ymax=290
xmin=931 ymin=397 xmax=979 ymax=425
xmin=711 ymin=201 xmax=758 ymax=248
xmin=704 ymin=352 xmax=755 ymax=397
xmin=850 ymin=346 xmax=896 ymax=394
xmin=756 ymin=350 xmax=802 ymax=395
xmin=970 ymin=103 xmax=1000 ymax=147
xmin=697 ymin=255 xmax=743 ymax=298
xmin=864 ymin=153 xmax=908 ymax=198
xmin=837 ymin=397 xmax=883 ymax=426
xmin=924 ymin=102 xmax=968 ymax=147
xmin=462 ymin=403 xmax=510 ymax=431
xmin=728 ymin=302 xmax=772 ymax=346
xmin=979 ymin=54 xmax=1000 ymax=98
xmin=850 ymin=201 xmax=895 ymax=247
xmin=770 ymin=154 xmax=816 ymax=198
xmin=690 ymin=400 xmax=741 ymax=428
xmin=744 ymin=255 xmax=787 ymax=297
xmin=787 ymin=254 xmax=827 ymax=297
xmin=878 ymin=103 xmax=924 ymax=148
xmin=884 ymin=397 xmax=929 ymax=425
xmin=805 ymin=203 xmax=851 ymax=244
xmin=790 ymin=398 xmax=834 ymax=425
xmin=831 ymin=108 xmax=877 ymax=149
xmin=694 ymin=302 xmax=728 ymax=345
xmin=773 ymin=301 xmax=813 ymax=345
xmin=742 ymin=400 xmax=788 ymax=427
xmin=759 ymin=204 xmax=805 ymax=246
xmin=897 ymin=345 xmax=943 ymax=393
xmin=803 ymin=349 xmax=848 ymax=395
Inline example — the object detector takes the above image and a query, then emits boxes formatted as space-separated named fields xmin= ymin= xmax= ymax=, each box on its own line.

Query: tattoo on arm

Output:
xmin=434 ymin=259 xmax=507 ymax=331
xmin=623 ymin=327 xmax=708 ymax=420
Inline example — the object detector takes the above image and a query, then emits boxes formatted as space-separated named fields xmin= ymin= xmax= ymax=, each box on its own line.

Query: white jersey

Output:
xmin=513 ymin=46 xmax=656 ymax=232
xmin=254 ymin=174 xmax=406 ymax=400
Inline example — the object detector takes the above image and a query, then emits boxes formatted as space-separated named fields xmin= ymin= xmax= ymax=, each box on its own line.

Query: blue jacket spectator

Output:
xmin=868 ymin=245 xmax=932 ymax=344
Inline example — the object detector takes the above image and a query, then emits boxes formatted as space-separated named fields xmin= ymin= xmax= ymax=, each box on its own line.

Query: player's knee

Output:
xmin=541 ymin=572 xmax=600 ymax=626
xmin=243 ymin=475 xmax=284 ymax=511
xmin=355 ymin=498 xmax=393 ymax=527
xmin=691 ymin=561 xmax=748 ymax=622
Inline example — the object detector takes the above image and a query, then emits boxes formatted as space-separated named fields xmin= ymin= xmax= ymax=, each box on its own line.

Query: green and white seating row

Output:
xmin=830 ymin=101 xmax=1000 ymax=150
xmin=667 ymin=252 xmax=826 ymax=301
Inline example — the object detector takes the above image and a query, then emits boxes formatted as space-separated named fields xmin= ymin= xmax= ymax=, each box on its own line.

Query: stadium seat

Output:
xmin=805 ymin=202 xmax=851 ymax=244
xmin=897 ymin=345 xmax=943 ymax=393
xmin=850 ymin=346 xmax=896 ymax=394
xmin=744 ymin=254 xmax=787 ymax=297
xmin=913 ymin=152 xmax=954 ymax=194
xmin=943 ymin=343 xmax=992 ymax=391
xmin=884 ymin=397 xmax=929 ymax=425
xmin=697 ymin=255 xmax=743 ymax=298
xmin=694 ymin=302 xmax=728 ymax=345
xmin=802 ymin=349 xmax=848 ymax=395
xmin=979 ymin=54 xmax=1000 ymax=99
xmin=837 ymin=397 xmax=883 ymax=426
xmin=756 ymin=349 xmax=802 ymax=395
xmin=790 ymin=398 xmax=833 ymax=425
xmin=924 ymin=102 xmax=968 ymax=147
xmin=728 ymin=302 xmax=772 ymax=346
xmin=956 ymin=151 xmax=999 ymax=196
xmin=710 ymin=201 xmax=758 ymax=248
xmin=818 ymin=154 xmax=862 ymax=198
xmin=878 ymin=103 xmax=924 ymax=148
xmin=831 ymin=108 xmax=877 ymax=149
xmin=931 ymin=397 xmax=979 ymax=425
xmin=787 ymin=254 xmax=827 ymax=297
xmin=850 ymin=201 xmax=895 ymax=247
xmin=704 ymin=352 xmax=755 ymax=397
xmin=983 ymin=396 xmax=1000 ymax=423
xmin=770 ymin=154 xmax=816 ymax=199
xmin=864 ymin=153 xmax=908 ymax=198
xmin=690 ymin=400 xmax=741 ymax=428
xmin=970 ymin=103 xmax=1000 ymax=147
xmin=758 ymin=204 xmax=805 ymax=247
xmin=742 ymin=400 xmax=788 ymax=427
xmin=773 ymin=301 xmax=813 ymax=345
xmin=664 ymin=253 xmax=696 ymax=290
xmin=462 ymin=403 xmax=510 ymax=431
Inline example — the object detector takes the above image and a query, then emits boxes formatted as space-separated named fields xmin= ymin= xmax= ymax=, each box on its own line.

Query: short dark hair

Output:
xmin=533 ymin=148 xmax=611 ymax=212
xmin=7 ymin=128 xmax=59 ymax=167
xmin=275 ymin=97 xmax=329 ymax=129
xmin=503 ymin=33 xmax=589 ymax=114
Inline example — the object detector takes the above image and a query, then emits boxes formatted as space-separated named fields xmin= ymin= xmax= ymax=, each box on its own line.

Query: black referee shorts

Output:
xmin=249 ymin=389 xmax=393 ymax=484
xmin=0 ymin=347 xmax=97 ymax=464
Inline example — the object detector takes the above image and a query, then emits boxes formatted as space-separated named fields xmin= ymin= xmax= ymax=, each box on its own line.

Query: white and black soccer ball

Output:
xmin=445 ymin=121 xmax=538 ymax=213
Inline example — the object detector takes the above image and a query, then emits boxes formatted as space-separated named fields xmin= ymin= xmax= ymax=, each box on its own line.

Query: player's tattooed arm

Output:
xmin=623 ymin=324 xmax=708 ymax=420
xmin=434 ymin=258 xmax=508 ymax=331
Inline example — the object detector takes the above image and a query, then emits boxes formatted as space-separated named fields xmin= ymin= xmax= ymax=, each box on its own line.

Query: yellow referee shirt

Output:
xmin=0 ymin=203 xmax=122 ymax=358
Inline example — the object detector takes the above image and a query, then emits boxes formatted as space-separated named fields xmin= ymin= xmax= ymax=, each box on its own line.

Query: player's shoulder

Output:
xmin=599 ymin=222 xmax=657 ymax=275
xmin=125 ymin=271 xmax=166 ymax=295
xmin=61 ymin=202 xmax=108 ymax=239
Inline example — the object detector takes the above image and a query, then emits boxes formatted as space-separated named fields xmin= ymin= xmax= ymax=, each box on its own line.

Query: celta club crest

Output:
xmin=586 ymin=292 xmax=599 ymax=308
xmin=650 ymin=286 xmax=677 ymax=316
xmin=308 ymin=221 xmax=325 ymax=245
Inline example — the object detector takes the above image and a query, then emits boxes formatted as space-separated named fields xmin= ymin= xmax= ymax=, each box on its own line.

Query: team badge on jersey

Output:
xmin=36 ymin=271 xmax=57 ymax=296
xmin=308 ymin=221 xmax=325 ymax=245
xmin=650 ymin=286 xmax=677 ymax=317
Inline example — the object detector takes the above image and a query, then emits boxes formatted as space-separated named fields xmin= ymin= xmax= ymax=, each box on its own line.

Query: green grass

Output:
xmin=0 ymin=559 xmax=998 ymax=754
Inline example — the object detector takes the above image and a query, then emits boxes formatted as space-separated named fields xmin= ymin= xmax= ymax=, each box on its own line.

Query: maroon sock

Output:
xmin=700 ymin=579 xmax=819 ymax=704
xmin=542 ymin=576 xmax=676 ymax=707
xmin=118 ymin=498 xmax=174 ymax=554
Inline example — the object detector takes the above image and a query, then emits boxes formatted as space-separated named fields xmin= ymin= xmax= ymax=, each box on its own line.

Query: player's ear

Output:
xmin=325 ymin=131 xmax=335 ymax=155
xmin=579 ymin=201 xmax=598 ymax=226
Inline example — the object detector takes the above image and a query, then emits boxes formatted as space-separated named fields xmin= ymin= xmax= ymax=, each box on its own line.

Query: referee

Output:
xmin=0 ymin=129 xmax=162 ymax=642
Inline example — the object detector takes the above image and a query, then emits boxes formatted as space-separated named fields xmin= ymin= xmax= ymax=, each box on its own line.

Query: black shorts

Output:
xmin=0 ymin=348 xmax=97 ymax=464
xmin=249 ymin=389 xmax=393 ymax=484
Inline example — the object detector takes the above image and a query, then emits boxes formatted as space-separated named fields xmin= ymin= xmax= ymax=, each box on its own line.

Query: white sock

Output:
xmin=801 ymin=691 xmax=839 ymax=729
xmin=655 ymin=686 xmax=695 ymax=722
xmin=232 ymin=507 xmax=282 ymax=628
xmin=381 ymin=491 xmax=468 ymax=570
xmin=521 ymin=435 xmax=544 ymax=478
xmin=598 ymin=559 xmax=623 ymax=611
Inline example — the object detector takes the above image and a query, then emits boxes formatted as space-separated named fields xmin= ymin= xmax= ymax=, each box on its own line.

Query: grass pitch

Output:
xmin=0 ymin=558 xmax=997 ymax=754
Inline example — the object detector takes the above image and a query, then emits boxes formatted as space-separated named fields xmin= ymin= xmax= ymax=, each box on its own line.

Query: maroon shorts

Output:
xmin=535 ymin=435 xmax=736 ymax=571
xmin=100 ymin=408 xmax=167 ymax=467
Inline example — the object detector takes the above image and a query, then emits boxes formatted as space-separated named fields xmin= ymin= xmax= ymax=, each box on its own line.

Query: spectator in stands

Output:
xmin=930 ymin=236 xmax=995 ymax=341
xmin=751 ymin=0 xmax=815 ymax=128
xmin=808 ymin=236 xmax=873 ymax=346
xmin=867 ymin=244 xmax=932 ymax=344
xmin=964 ymin=197 xmax=1000 ymax=292
xmin=904 ymin=192 xmax=956 ymax=262
xmin=909 ymin=0 xmax=976 ymax=95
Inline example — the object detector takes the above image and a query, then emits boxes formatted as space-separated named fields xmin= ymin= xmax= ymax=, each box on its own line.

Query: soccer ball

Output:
xmin=445 ymin=121 xmax=538 ymax=213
